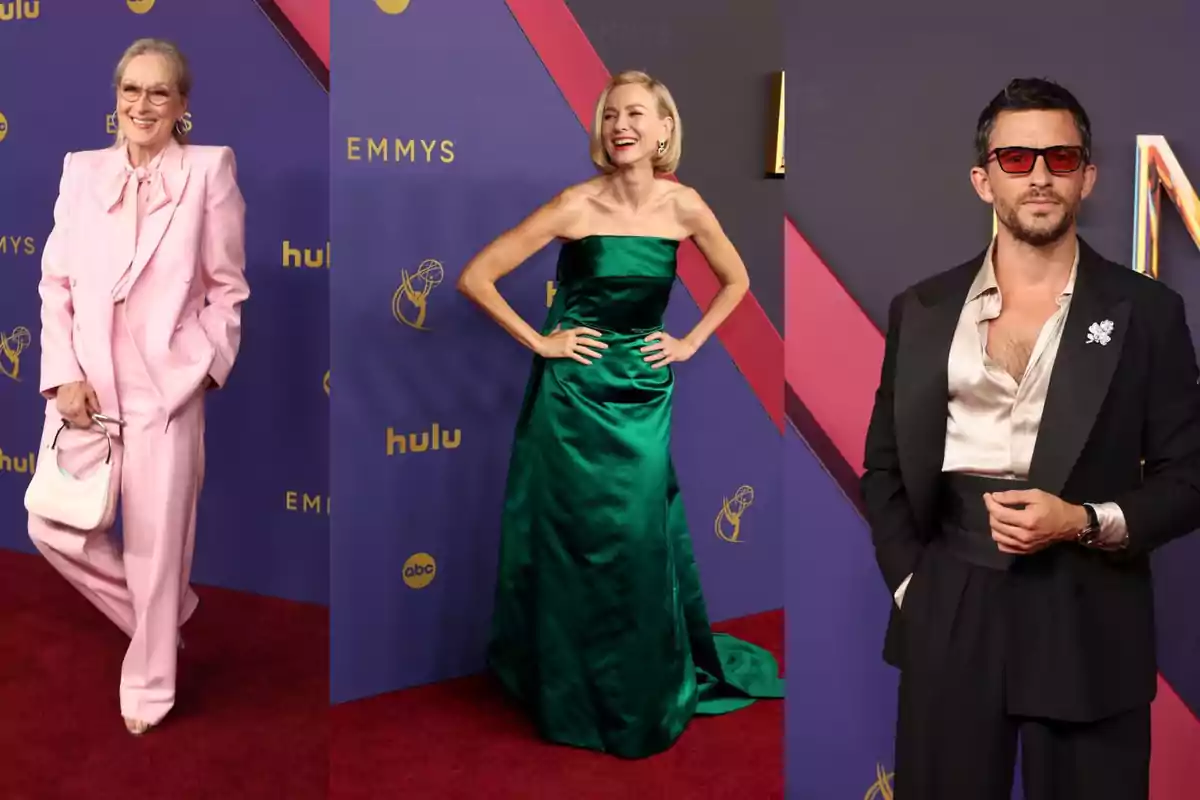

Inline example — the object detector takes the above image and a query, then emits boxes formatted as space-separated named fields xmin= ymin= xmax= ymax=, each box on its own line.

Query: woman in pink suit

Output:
xmin=27 ymin=38 xmax=249 ymax=735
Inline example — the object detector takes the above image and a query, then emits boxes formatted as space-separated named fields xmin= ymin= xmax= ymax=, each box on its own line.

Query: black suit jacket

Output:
xmin=861 ymin=237 xmax=1200 ymax=722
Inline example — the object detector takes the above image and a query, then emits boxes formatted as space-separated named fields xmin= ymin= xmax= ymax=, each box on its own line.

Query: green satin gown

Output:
xmin=487 ymin=235 xmax=784 ymax=759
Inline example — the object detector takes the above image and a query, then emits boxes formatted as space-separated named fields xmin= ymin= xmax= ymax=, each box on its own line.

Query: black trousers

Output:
xmin=893 ymin=541 xmax=1151 ymax=800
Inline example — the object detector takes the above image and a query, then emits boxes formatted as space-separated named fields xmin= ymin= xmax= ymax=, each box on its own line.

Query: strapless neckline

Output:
xmin=563 ymin=234 xmax=685 ymax=245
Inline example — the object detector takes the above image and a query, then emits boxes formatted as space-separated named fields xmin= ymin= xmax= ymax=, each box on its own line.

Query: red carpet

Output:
xmin=0 ymin=549 xmax=328 ymax=800
xmin=330 ymin=609 xmax=784 ymax=799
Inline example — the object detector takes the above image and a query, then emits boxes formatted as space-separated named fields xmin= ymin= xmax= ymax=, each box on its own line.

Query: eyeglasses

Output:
xmin=988 ymin=146 xmax=1087 ymax=175
xmin=119 ymin=83 xmax=174 ymax=106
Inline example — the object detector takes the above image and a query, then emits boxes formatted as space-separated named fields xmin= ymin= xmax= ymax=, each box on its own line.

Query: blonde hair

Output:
xmin=111 ymin=38 xmax=192 ymax=146
xmin=590 ymin=70 xmax=682 ymax=175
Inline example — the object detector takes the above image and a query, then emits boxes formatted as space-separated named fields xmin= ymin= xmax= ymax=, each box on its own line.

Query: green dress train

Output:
xmin=487 ymin=235 xmax=784 ymax=759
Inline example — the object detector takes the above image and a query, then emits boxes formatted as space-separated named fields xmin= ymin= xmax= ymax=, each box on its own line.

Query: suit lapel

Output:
xmin=1027 ymin=244 xmax=1130 ymax=495
xmin=894 ymin=258 xmax=981 ymax=530
xmin=125 ymin=141 xmax=190 ymax=291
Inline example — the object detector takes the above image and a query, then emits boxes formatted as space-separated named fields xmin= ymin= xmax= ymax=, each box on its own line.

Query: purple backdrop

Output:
xmin=330 ymin=0 xmax=782 ymax=704
xmin=0 ymin=0 xmax=328 ymax=605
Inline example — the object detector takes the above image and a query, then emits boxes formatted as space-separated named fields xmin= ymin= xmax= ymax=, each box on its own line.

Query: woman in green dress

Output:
xmin=457 ymin=70 xmax=784 ymax=759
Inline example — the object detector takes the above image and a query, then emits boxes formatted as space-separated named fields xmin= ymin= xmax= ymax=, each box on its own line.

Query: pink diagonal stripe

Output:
xmin=1151 ymin=675 xmax=1200 ymax=798
xmin=271 ymin=0 xmax=329 ymax=67
xmin=785 ymin=219 xmax=880 ymax=473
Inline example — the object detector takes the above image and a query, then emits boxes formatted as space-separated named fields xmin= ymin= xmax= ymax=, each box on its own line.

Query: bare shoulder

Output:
xmin=530 ymin=178 xmax=602 ymax=236
xmin=553 ymin=178 xmax=604 ymax=209
xmin=663 ymin=181 xmax=718 ymax=233
xmin=665 ymin=181 xmax=705 ymax=212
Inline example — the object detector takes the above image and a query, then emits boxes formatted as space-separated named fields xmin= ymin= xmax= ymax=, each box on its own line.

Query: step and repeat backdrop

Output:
xmin=0 ymin=0 xmax=329 ymax=605
xmin=330 ymin=0 xmax=783 ymax=703
xmin=785 ymin=1 xmax=1200 ymax=797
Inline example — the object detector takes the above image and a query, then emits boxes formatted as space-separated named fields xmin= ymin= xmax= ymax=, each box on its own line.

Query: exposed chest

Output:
xmin=984 ymin=299 xmax=1064 ymax=382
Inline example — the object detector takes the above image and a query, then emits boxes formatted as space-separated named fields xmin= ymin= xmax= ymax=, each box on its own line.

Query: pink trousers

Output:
xmin=28 ymin=301 xmax=205 ymax=725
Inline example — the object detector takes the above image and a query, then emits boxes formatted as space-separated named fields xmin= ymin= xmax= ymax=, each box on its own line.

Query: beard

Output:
xmin=995 ymin=190 xmax=1079 ymax=247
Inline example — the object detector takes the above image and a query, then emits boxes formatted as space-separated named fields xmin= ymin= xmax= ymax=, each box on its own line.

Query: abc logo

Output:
xmin=375 ymin=0 xmax=411 ymax=13
xmin=0 ymin=111 xmax=8 ymax=143
xmin=402 ymin=552 xmax=436 ymax=589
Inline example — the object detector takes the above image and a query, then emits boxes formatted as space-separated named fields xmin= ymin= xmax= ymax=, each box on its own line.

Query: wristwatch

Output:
xmin=1076 ymin=503 xmax=1130 ymax=550
xmin=1076 ymin=503 xmax=1102 ymax=547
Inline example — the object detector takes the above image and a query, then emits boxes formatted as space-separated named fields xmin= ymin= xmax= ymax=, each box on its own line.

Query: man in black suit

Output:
xmin=861 ymin=77 xmax=1200 ymax=800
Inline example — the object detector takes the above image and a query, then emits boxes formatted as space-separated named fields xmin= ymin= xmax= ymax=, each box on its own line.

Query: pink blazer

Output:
xmin=38 ymin=139 xmax=249 ymax=421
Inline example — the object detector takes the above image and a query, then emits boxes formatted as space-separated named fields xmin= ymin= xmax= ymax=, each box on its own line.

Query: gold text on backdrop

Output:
xmin=345 ymin=137 xmax=455 ymax=164
xmin=282 ymin=240 xmax=330 ymax=269
xmin=0 ymin=448 xmax=35 ymax=474
xmin=0 ymin=236 xmax=36 ymax=255
xmin=0 ymin=2 xmax=39 ymax=22
xmin=285 ymin=492 xmax=329 ymax=515
xmin=386 ymin=424 xmax=462 ymax=456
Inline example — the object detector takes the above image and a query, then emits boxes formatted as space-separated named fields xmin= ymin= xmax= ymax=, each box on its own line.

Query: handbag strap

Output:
xmin=50 ymin=413 xmax=122 ymax=465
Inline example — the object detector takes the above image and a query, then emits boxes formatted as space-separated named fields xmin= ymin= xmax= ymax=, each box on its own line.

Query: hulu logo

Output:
xmin=0 ymin=2 xmax=40 ymax=21
xmin=0 ymin=448 xmax=35 ymax=473
xmin=282 ymin=240 xmax=330 ymax=269
xmin=386 ymin=424 xmax=461 ymax=456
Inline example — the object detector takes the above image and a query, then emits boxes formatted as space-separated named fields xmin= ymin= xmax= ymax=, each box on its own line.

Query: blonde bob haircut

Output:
xmin=111 ymin=38 xmax=193 ymax=147
xmin=589 ymin=70 xmax=682 ymax=176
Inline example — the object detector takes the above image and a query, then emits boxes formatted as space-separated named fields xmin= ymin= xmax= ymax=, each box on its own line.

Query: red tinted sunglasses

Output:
xmin=989 ymin=145 xmax=1086 ymax=175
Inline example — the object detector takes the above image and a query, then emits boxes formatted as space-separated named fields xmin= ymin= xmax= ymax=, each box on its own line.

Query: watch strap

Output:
xmin=1077 ymin=503 xmax=1101 ymax=546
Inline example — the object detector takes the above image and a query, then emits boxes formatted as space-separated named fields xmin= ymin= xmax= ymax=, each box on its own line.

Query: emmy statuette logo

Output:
xmin=714 ymin=485 xmax=755 ymax=543
xmin=403 ymin=553 xmax=436 ymax=589
xmin=0 ymin=1 xmax=39 ymax=22
xmin=1 ymin=326 xmax=31 ymax=381
xmin=0 ymin=111 xmax=8 ymax=142
xmin=392 ymin=259 xmax=444 ymax=331
xmin=863 ymin=763 xmax=894 ymax=800
xmin=126 ymin=0 xmax=155 ymax=13
xmin=376 ymin=0 xmax=410 ymax=13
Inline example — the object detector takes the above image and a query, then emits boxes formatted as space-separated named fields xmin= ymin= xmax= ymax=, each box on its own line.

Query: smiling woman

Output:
xmin=590 ymin=70 xmax=682 ymax=177
xmin=111 ymin=39 xmax=192 ymax=152
xmin=455 ymin=68 xmax=782 ymax=760
xmin=24 ymin=36 xmax=249 ymax=739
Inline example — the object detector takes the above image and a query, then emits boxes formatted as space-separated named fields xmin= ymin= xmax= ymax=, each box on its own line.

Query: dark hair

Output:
xmin=974 ymin=78 xmax=1091 ymax=167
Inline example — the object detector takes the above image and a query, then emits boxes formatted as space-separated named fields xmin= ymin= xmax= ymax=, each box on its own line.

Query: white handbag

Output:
xmin=24 ymin=413 xmax=123 ymax=533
